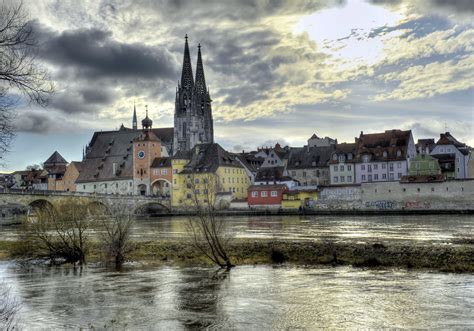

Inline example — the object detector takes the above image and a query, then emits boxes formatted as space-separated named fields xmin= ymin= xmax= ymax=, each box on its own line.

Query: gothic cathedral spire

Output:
xmin=195 ymin=44 xmax=207 ymax=95
xmin=180 ymin=34 xmax=194 ymax=90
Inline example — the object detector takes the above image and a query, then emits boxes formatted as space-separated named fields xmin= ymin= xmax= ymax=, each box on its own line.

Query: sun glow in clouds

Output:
xmin=295 ymin=0 xmax=406 ymax=67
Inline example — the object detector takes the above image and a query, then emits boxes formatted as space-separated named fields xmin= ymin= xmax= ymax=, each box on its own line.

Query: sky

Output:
xmin=3 ymin=0 xmax=474 ymax=171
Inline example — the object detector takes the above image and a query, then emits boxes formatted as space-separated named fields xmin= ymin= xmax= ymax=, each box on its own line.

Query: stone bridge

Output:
xmin=0 ymin=190 xmax=171 ymax=215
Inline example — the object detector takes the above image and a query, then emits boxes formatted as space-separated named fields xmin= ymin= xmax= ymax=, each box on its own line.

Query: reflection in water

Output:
xmin=2 ymin=215 xmax=473 ymax=243
xmin=1 ymin=262 xmax=473 ymax=329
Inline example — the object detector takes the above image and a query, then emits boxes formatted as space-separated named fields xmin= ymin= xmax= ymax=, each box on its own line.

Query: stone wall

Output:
xmin=361 ymin=180 xmax=474 ymax=211
xmin=317 ymin=185 xmax=362 ymax=209
xmin=317 ymin=180 xmax=474 ymax=211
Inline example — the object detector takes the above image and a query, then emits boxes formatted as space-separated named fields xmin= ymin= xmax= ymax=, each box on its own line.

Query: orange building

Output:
xmin=63 ymin=162 xmax=83 ymax=192
xmin=150 ymin=157 xmax=172 ymax=197
xmin=132 ymin=108 xmax=166 ymax=196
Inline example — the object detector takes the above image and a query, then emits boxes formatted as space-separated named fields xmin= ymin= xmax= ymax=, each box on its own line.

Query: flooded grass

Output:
xmin=2 ymin=238 xmax=473 ymax=273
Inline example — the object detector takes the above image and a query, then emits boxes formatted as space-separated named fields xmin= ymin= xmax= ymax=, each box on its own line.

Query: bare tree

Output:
xmin=0 ymin=1 xmax=54 ymax=159
xmin=186 ymin=173 xmax=234 ymax=269
xmin=99 ymin=204 xmax=135 ymax=267
xmin=0 ymin=281 xmax=20 ymax=330
xmin=27 ymin=199 xmax=93 ymax=265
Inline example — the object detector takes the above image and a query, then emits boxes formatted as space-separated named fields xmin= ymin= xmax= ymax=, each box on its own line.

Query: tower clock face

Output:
xmin=137 ymin=150 xmax=145 ymax=159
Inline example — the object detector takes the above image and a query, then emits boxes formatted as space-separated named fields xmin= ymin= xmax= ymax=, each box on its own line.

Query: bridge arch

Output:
xmin=151 ymin=179 xmax=171 ymax=198
xmin=86 ymin=200 xmax=110 ymax=215
xmin=134 ymin=201 xmax=170 ymax=216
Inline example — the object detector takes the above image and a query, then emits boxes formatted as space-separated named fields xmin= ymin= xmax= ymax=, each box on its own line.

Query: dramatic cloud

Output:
xmin=5 ymin=0 xmax=473 ymax=171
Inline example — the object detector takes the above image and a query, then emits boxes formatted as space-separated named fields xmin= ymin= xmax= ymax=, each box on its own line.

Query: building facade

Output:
xmin=430 ymin=132 xmax=470 ymax=179
xmin=287 ymin=145 xmax=334 ymax=186
xmin=354 ymin=130 xmax=416 ymax=183
xmin=329 ymin=143 xmax=357 ymax=185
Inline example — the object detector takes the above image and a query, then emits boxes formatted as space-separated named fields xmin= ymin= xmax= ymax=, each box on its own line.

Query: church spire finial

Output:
xmin=132 ymin=101 xmax=137 ymax=130
xmin=195 ymin=43 xmax=207 ymax=95
xmin=180 ymin=34 xmax=194 ymax=90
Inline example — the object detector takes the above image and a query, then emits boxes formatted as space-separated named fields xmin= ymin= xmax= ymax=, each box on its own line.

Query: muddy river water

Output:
xmin=0 ymin=214 xmax=473 ymax=329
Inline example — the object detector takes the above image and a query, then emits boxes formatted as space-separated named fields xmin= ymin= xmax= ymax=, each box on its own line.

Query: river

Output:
xmin=1 ymin=214 xmax=473 ymax=329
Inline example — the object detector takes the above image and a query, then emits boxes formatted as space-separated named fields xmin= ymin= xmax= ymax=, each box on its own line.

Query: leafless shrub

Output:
xmin=185 ymin=173 xmax=234 ymax=269
xmin=99 ymin=204 xmax=135 ymax=266
xmin=0 ymin=281 xmax=20 ymax=330
xmin=27 ymin=199 xmax=94 ymax=265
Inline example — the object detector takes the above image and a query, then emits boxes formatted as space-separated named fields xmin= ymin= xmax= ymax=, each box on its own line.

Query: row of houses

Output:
xmin=2 ymin=124 xmax=473 ymax=210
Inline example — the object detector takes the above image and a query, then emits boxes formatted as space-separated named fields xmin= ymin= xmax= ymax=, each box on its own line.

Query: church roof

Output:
xmin=77 ymin=127 xmax=173 ymax=183
xmin=44 ymin=151 xmax=67 ymax=166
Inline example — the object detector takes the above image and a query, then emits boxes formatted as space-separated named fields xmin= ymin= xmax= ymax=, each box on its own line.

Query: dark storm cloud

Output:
xmin=14 ymin=112 xmax=53 ymax=134
xmin=37 ymin=26 xmax=178 ymax=80
xmin=432 ymin=0 xmax=474 ymax=13
xmin=80 ymin=88 xmax=113 ymax=104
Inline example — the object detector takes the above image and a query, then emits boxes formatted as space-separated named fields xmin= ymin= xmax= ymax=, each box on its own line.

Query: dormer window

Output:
xmin=396 ymin=150 xmax=401 ymax=157
xmin=383 ymin=151 xmax=387 ymax=158
xmin=312 ymin=161 xmax=316 ymax=166
xmin=348 ymin=153 xmax=352 ymax=160
xmin=333 ymin=154 xmax=337 ymax=161
xmin=362 ymin=155 xmax=369 ymax=163
xmin=338 ymin=155 xmax=345 ymax=162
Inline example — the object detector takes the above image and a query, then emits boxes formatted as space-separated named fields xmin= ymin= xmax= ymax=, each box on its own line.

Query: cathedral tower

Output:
xmin=173 ymin=35 xmax=214 ymax=154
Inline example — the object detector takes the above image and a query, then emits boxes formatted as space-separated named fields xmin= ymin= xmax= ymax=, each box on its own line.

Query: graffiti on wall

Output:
xmin=365 ymin=200 xmax=397 ymax=210
xmin=404 ymin=201 xmax=432 ymax=209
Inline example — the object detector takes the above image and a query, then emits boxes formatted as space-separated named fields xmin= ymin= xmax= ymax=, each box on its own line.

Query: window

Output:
xmin=348 ymin=153 xmax=353 ymax=160
xmin=333 ymin=165 xmax=338 ymax=171
xmin=194 ymin=178 xmax=199 ymax=184
xmin=397 ymin=162 xmax=401 ymax=169
xmin=373 ymin=164 xmax=378 ymax=170
xmin=374 ymin=174 xmax=378 ymax=180
xmin=396 ymin=150 xmax=401 ymax=157
xmin=340 ymin=165 xmax=344 ymax=171
xmin=302 ymin=171 xmax=307 ymax=177
xmin=382 ymin=163 xmax=386 ymax=170
xmin=389 ymin=164 xmax=394 ymax=171
xmin=382 ymin=174 xmax=387 ymax=180
xmin=271 ymin=191 xmax=277 ymax=197
xmin=361 ymin=165 xmax=365 ymax=170
xmin=368 ymin=165 xmax=372 ymax=172
xmin=431 ymin=187 xmax=435 ymax=192
xmin=383 ymin=151 xmax=387 ymax=157
xmin=362 ymin=175 xmax=366 ymax=181
xmin=161 ymin=169 xmax=168 ymax=175
xmin=368 ymin=175 xmax=372 ymax=182
xmin=292 ymin=171 xmax=296 ymax=176
xmin=261 ymin=191 xmax=268 ymax=197
xmin=338 ymin=155 xmax=345 ymax=162
xmin=194 ymin=189 xmax=200 ymax=194
xmin=389 ymin=173 xmax=394 ymax=180
xmin=347 ymin=176 xmax=352 ymax=182
xmin=83 ymin=185 xmax=86 ymax=190
xmin=347 ymin=165 xmax=352 ymax=171
xmin=333 ymin=176 xmax=338 ymax=183
xmin=333 ymin=154 xmax=337 ymax=161
xmin=340 ymin=176 xmax=345 ymax=182
xmin=362 ymin=155 xmax=369 ymax=163
xmin=251 ymin=191 xmax=257 ymax=197
xmin=397 ymin=173 xmax=402 ymax=179
xmin=173 ymin=169 xmax=178 ymax=174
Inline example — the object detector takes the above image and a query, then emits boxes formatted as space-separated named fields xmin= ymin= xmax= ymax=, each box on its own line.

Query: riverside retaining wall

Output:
xmin=317 ymin=180 xmax=474 ymax=211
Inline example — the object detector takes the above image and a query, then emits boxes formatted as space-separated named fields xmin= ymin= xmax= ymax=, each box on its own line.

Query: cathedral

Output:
xmin=173 ymin=35 xmax=214 ymax=154
xmin=76 ymin=36 xmax=215 ymax=196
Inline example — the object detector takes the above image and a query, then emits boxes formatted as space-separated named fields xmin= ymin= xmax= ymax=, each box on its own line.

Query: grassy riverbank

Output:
xmin=1 ymin=238 xmax=473 ymax=272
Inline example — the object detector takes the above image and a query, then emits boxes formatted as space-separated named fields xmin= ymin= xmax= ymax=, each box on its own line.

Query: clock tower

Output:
xmin=133 ymin=107 xmax=162 ymax=195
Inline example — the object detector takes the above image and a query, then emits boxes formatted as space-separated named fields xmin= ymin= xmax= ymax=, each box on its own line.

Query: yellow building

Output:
xmin=171 ymin=143 xmax=250 ymax=208
xmin=282 ymin=189 xmax=318 ymax=209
